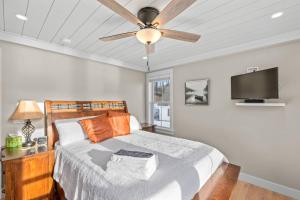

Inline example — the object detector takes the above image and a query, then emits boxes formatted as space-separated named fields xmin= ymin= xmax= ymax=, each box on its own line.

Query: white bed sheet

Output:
xmin=53 ymin=131 xmax=226 ymax=200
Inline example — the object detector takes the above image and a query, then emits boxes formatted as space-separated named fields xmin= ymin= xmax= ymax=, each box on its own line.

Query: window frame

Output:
xmin=146 ymin=69 xmax=174 ymax=135
xmin=152 ymin=78 xmax=171 ymax=128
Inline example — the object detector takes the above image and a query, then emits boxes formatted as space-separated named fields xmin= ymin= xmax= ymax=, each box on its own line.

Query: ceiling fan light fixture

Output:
xmin=136 ymin=28 xmax=161 ymax=44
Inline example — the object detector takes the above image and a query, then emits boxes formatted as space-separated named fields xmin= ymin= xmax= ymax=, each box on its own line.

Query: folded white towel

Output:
xmin=106 ymin=150 xmax=159 ymax=180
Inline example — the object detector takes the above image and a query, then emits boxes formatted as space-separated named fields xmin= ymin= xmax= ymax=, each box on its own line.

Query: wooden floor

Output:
xmin=230 ymin=181 xmax=294 ymax=200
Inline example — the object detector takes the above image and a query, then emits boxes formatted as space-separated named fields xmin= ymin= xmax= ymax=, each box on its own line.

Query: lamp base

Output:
xmin=22 ymin=119 xmax=36 ymax=147
xmin=22 ymin=140 xmax=36 ymax=147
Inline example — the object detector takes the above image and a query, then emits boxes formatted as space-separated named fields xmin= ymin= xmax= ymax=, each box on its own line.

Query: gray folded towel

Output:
xmin=114 ymin=149 xmax=153 ymax=158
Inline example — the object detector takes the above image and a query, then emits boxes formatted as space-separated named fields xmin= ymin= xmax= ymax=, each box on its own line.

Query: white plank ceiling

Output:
xmin=1 ymin=0 xmax=300 ymax=71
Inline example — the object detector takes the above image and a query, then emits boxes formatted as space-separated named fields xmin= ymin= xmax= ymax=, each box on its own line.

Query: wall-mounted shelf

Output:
xmin=235 ymin=102 xmax=286 ymax=107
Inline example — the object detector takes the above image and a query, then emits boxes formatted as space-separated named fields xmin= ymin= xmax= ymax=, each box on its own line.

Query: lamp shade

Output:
xmin=9 ymin=100 xmax=43 ymax=121
xmin=136 ymin=28 xmax=161 ymax=44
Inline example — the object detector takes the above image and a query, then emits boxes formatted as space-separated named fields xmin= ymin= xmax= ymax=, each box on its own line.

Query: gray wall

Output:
xmin=0 ymin=41 xmax=145 ymax=145
xmin=173 ymin=41 xmax=300 ymax=190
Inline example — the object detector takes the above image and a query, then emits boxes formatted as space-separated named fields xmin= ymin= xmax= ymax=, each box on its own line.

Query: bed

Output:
xmin=44 ymin=100 xmax=240 ymax=200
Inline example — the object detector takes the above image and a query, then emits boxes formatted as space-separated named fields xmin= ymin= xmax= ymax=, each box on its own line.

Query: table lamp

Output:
xmin=9 ymin=100 xmax=44 ymax=147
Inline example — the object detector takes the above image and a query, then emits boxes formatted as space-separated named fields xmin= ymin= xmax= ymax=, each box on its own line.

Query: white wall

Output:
xmin=0 ymin=41 xmax=145 ymax=145
xmin=173 ymin=41 xmax=300 ymax=190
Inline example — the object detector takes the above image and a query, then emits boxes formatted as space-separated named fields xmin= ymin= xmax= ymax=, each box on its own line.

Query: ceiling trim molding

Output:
xmin=150 ymin=29 xmax=300 ymax=71
xmin=0 ymin=31 xmax=146 ymax=72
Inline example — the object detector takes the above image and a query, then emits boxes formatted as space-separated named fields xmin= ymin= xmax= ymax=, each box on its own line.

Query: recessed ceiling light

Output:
xmin=62 ymin=38 xmax=71 ymax=44
xmin=271 ymin=12 xmax=283 ymax=19
xmin=16 ymin=14 xmax=28 ymax=21
xmin=142 ymin=56 xmax=148 ymax=60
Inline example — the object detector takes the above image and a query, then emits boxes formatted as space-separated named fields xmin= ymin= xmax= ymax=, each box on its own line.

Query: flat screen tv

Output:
xmin=231 ymin=67 xmax=278 ymax=102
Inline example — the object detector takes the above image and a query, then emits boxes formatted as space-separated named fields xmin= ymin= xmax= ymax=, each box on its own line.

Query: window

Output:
xmin=146 ymin=69 xmax=173 ymax=134
xmin=153 ymin=79 xmax=171 ymax=128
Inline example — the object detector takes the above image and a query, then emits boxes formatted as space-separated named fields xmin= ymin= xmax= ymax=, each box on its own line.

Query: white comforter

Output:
xmin=53 ymin=131 xmax=226 ymax=200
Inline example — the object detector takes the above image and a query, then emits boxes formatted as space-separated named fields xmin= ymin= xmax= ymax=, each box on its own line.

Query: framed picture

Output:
xmin=185 ymin=79 xmax=209 ymax=105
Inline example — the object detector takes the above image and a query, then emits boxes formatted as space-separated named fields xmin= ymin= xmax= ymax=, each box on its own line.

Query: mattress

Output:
xmin=53 ymin=130 xmax=226 ymax=200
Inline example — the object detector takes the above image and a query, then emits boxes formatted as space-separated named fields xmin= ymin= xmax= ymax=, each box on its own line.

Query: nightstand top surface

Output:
xmin=1 ymin=145 xmax=48 ymax=161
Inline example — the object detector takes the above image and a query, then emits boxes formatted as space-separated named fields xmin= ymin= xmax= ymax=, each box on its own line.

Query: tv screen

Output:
xmin=231 ymin=67 xmax=278 ymax=100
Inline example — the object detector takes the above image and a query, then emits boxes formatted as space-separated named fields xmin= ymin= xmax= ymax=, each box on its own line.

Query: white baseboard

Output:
xmin=155 ymin=128 xmax=175 ymax=136
xmin=239 ymin=172 xmax=300 ymax=199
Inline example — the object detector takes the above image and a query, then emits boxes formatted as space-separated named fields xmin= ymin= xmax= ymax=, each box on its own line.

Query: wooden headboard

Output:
xmin=44 ymin=100 xmax=128 ymax=149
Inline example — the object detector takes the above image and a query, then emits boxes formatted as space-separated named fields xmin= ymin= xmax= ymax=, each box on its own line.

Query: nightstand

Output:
xmin=141 ymin=123 xmax=156 ymax=133
xmin=1 ymin=146 xmax=55 ymax=200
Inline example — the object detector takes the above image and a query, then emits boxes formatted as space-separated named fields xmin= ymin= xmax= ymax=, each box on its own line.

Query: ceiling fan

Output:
xmin=97 ymin=0 xmax=201 ymax=56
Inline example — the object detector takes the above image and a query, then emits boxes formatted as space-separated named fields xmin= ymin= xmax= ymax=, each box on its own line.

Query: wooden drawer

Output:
xmin=3 ymin=151 xmax=54 ymax=200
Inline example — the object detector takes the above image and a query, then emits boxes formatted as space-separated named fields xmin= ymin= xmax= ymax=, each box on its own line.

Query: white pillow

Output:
xmin=55 ymin=116 xmax=96 ymax=146
xmin=130 ymin=115 xmax=141 ymax=132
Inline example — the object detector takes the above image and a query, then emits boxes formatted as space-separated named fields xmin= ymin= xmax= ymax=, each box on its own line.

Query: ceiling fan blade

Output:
xmin=152 ymin=0 xmax=196 ymax=26
xmin=97 ymin=0 xmax=144 ymax=26
xmin=145 ymin=44 xmax=155 ymax=55
xmin=99 ymin=31 xmax=137 ymax=42
xmin=160 ymin=29 xmax=200 ymax=43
